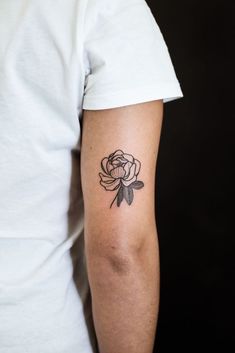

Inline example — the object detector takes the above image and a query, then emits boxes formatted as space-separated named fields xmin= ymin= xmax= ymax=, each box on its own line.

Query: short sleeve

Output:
xmin=82 ymin=0 xmax=183 ymax=110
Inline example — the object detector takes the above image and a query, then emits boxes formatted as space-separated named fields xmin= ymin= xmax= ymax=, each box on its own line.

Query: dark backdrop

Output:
xmin=146 ymin=1 xmax=234 ymax=352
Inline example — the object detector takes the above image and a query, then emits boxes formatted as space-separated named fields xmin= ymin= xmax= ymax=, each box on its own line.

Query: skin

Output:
xmin=81 ymin=100 xmax=163 ymax=353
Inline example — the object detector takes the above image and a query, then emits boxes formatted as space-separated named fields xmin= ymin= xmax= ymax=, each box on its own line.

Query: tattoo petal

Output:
xmin=107 ymin=161 xmax=114 ymax=173
xmin=123 ymin=161 xmax=133 ymax=177
xmin=100 ymin=178 xmax=121 ymax=191
xmin=123 ymin=153 xmax=134 ymax=163
xmin=134 ymin=159 xmax=141 ymax=175
xmin=110 ymin=166 xmax=125 ymax=179
xmin=124 ymin=163 xmax=136 ymax=181
xmin=99 ymin=173 xmax=115 ymax=184
xmin=101 ymin=158 xmax=109 ymax=174
xmin=110 ymin=150 xmax=124 ymax=159
xmin=122 ymin=175 xmax=137 ymax=187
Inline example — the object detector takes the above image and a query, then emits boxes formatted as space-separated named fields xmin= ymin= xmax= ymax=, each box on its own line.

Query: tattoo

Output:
xmin=99 ymin=150 xmax=144 ymax=208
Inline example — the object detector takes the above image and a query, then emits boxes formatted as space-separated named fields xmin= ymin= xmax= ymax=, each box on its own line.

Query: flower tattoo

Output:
xmin=99 ymin=150 xmax=144 ymax=208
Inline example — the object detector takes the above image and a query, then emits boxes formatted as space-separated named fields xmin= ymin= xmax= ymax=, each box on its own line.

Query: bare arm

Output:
xmin=80 ymin=100 xmax=163 ymax=353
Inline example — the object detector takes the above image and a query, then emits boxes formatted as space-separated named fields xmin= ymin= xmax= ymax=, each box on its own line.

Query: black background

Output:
xmin=146 ymin=1 xmax=234 ymax=352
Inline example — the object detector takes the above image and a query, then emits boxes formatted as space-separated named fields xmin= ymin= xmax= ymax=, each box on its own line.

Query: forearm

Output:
xmin=86 ymin=228 xmax=160 ymax=353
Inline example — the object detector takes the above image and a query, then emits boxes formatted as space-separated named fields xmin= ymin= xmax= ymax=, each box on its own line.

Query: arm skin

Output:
xmin=80 ymin=100 xmax=163 ymax=353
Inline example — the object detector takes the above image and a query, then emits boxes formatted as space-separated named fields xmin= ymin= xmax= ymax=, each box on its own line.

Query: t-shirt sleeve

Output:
xmin=82 ymin=0 xmax=183 ymax=110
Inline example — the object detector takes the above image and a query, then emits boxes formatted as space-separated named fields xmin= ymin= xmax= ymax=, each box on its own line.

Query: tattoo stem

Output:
xmin=110 ymin=189 xmax=119 ymax=209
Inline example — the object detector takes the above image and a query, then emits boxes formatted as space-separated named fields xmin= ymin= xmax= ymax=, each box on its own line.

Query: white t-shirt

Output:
xmin=0 ymin=0 xmax=183 ymax=352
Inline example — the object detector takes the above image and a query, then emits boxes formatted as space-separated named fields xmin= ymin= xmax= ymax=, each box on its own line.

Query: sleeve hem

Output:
xmin=82 ymin=81 xmax=183 ymax=110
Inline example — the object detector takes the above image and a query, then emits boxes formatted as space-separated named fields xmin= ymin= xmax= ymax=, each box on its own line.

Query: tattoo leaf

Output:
xmin=117 ymin=186 xmax=124 ymax=207
xmin=130 ymin=181 xmax=144 ymax=190
xmin=123 ymin=186 xmax=134 ymax=205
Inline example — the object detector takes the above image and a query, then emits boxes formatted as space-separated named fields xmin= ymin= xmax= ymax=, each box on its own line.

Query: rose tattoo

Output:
xmin=99 ymin=150 xmax=144 ymax=208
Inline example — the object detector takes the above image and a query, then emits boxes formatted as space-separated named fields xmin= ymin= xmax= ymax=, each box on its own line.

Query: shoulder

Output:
xmin=84 ymin=0 xmax=152 ymax=40
xmin=84 ymin=0 xmax=148 ymax=23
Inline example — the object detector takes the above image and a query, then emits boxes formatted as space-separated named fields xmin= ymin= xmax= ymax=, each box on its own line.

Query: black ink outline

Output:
xmin=98 ymin=150 xmax=144 ymax=208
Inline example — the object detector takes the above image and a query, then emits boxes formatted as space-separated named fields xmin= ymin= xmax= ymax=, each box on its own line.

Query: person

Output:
xmin=0 ymin=0 xmax=183 ymax=352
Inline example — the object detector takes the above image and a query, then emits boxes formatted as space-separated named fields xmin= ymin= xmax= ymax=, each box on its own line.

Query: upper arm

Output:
xmin=79 ymin=0 xmax=182 ymax=261
xmin=80 ymin=100 xmax=163 ymax=255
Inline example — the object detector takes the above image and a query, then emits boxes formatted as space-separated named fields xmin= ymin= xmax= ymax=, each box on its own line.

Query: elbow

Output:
xmin=85 ymin=226 xmax=156 ymax=276
xmin=103 ymin=248 xmax=136 ymax=276
xmin=87 ymin=244 xmax=139 ymax=277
